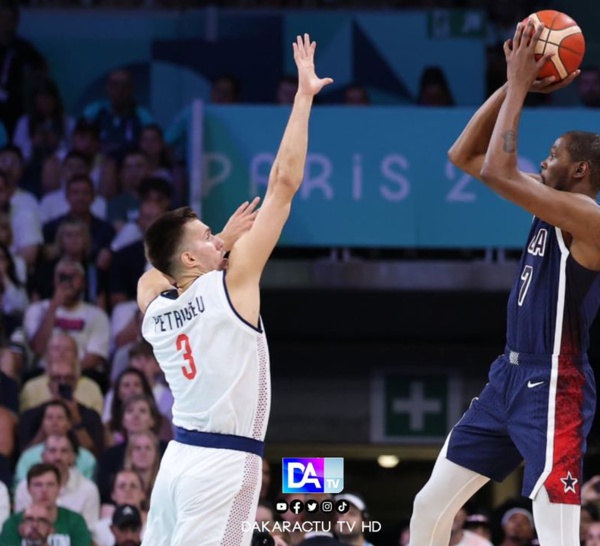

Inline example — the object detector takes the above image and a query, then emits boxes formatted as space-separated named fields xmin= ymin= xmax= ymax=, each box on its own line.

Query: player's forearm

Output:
xmin=480 ymin=84 xmax=528 ymax=182
xmin=30 ymin=306 xmax=58 ymax=356
xmin=268 ymin=93 xmax=313 ymax=199
xmin=448 ymin=83 xmax=508 ymax=174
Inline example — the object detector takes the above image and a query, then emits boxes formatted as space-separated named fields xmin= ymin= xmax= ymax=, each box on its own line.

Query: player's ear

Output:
xmin=180 ymin=250 xmax=196 ymax=268
xmin=574 ymin=161 xmax=589 ymax=178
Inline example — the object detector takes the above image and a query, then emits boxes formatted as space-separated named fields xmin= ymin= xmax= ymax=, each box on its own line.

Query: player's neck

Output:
xmin=176 ymin=270 xmax=205 ymax=293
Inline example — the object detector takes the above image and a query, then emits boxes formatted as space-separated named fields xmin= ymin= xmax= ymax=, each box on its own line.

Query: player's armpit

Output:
xmin=137 ymin=268 xmax=176 ymax=314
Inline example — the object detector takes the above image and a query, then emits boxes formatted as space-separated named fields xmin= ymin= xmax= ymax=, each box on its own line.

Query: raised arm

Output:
xmin=225 ymin=34 xmax=332 ymax=326
xmin=449 ymin=33 xmax=575 ymax=179
xmin=479 ymin=21 xmax=600 ymax=259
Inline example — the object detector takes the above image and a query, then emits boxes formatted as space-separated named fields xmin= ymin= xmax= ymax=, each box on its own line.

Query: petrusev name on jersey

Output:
xmin=152 ymin=296 xmax=205 ymax=332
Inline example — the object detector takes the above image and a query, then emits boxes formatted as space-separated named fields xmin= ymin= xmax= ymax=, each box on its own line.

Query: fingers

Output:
xmin=503 ymin=39 xmax=512 ymax=57
xmin=321 ymin=77 xmax=334 ymax=87
xmin=532 ymin=22 xmax=544 ymax=43
xmin=514 ymin=21 xmax=525 ymax=48
xmin=246 ymin=196 xmax=261 ymax=212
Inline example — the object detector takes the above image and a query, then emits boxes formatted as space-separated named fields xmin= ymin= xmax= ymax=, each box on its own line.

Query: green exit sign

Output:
xmin=371 ymin=373 xmax=462 ymax=443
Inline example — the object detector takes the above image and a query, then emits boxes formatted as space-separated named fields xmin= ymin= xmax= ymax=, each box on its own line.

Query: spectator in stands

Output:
xmin=15 ymin=434 xmax=100 ymax=530
xmin=43 ymin=174 xmax=114 ymax=259
xmin=20 ymin=332 xmax=104 ymax=415
xmin=0 ymin=145 xmax=42 ymax=267
xmin=108 ymin=504 xmax=143 ymax=546
xmin=588 ymin=522 xmax=600 ymax=546
xmin=261 ymin=459 xmax=271 ymax=502
xmin=16 ymin=400 xmax=97 ymax=482
xmin=13 ymin=77 xmax=74 ymax=164
xmin=127 ymin=340 xmax=173 ymax=420
xmin=32 ymin=218 xmax=108 ymax=307
xmin=0 ymin=241 xmax=27 ymax=334
xmin=42 ymin=119 xmax=117 ymax=199
xmin=416 ymin=65 xmax=455 ymax=107
xmin=99 ymin=469 xmax=146 ymax=521
xmin=103 ymin=368 xmax=171 ymax=446
xmin=106 ymin=149 xmax=149 ymax=230
xmin=581 ymin=504 xmax=600 ymax=546
xmin=96 ymin=397 xmax=166 ymax=504
xmin=0 ymin=463 xmax=92 ymax=546
xmin=0 ymin=211 xmax=25 ymax=282
xmin=109 ymin=199 xmax=165 ymax=307
xmin=83 ymin=68 xmax=153 ymax=161
xmin=40 ymin=151 xmax=107 ymax=224
xmin=577 ymin=66 xmax=600 ymax=108
xmin=343 ymin=84 xmax=370 ymax=105
xmin=15 ymin=502 xmax=54 ymax=546
xmin=109 ymin=182 xmax=169 ymax=255
xmin=333 ymin=493 xmax=375 ymax=546
xmin=0 ymin=0 xmax=47 ymax=136
xmin=24 ymin=258 xmax=110 ymax=375
xmin=0 ymin=475 xmax=8 ymax=529
xmin=211 ymin=75 xmax=241 ymax=104
xmin=139 ymin=124 xmax=173 ymax=183
xmin=448 ymin=506 xmax=492 ymax=546
xmin=498 ymin=507 xmax=536 ymax=546
xmin=123 ymin=431 xmax=161 ymax=502
xmin=464 ymin=511 xmax=493 ymax=541
xmin=277 ymin=75 xmax=298 ymax=104
xmin=283 ymin=493 xmax=306 ymax=546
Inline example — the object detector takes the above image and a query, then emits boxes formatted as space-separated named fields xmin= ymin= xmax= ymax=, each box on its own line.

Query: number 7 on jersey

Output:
xmin=176 ymin=333 xmax=197 ymax=380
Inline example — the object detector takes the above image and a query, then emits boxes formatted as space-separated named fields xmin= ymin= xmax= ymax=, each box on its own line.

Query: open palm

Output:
xmin=293 ymin=33 xmax=333 ymax=97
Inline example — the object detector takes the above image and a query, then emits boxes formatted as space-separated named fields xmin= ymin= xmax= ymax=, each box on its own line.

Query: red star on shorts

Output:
xmin=560 ymin=471 xmax=578 ymax=494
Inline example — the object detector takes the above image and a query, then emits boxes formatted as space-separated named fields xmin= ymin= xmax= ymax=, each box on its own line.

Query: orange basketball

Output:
xmin=521 ymin=10 xmax=585 ymax=81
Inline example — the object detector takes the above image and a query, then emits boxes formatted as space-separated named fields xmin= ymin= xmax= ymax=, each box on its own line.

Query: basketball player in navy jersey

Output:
xmin=136 ymin=35 xmax=332 ymax=546
xmin=409 ymin=21 xmax=600 ymax=545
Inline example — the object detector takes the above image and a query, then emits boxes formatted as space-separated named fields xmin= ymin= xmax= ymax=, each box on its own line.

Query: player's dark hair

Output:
xmin=144 ymin=206 xmax=198 ymax=276
xmin=564 ymin=131 xmax=600 ymax=192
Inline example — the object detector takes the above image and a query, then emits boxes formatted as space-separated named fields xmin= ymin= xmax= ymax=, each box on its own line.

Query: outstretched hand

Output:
xmin=293 ymin=33 xmax=334 ymax=97
xmin=217 ymin=197 xmax=261 ymax=252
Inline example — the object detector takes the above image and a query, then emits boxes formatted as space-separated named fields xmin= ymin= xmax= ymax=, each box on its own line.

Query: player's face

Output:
xmin=182 ymin=219 xmax=226 ymax=273
xmin=539 ymin=137 xmax=576 ymax=191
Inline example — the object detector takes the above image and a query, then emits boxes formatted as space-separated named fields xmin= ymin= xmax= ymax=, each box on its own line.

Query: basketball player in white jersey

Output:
xmin=136 ymin=34 xmax=332 ymax=546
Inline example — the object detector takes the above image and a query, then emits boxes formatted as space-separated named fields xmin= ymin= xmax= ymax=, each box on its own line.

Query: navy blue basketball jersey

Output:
xmin=506 ymin=217 xmax=600 ymax=356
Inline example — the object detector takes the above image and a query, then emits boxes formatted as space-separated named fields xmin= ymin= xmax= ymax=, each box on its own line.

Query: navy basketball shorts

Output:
xmin=446 ymin=348 xmax=596 ymax=504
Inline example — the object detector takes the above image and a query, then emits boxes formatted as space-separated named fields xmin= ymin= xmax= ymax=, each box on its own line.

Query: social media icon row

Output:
xmin=275 ymin=499 xmax=349 ymax=514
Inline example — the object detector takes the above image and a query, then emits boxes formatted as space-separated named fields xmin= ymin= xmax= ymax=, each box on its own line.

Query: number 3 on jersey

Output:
xmin=176 ymin=334 xmax=197 ymax=380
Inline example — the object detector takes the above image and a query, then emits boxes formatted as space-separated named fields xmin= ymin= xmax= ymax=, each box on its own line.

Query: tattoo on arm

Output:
xmin=502 ymin=130 xmax=517 ymax=153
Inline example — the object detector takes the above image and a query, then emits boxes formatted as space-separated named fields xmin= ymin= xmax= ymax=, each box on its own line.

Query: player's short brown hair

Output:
xmin=144 ymin=206 xmax=198 ymax=276
xmin=564 ymin=131 xmax=600 ymax=192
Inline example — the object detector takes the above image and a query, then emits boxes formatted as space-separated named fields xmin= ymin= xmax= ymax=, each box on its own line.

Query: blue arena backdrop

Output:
xmin=19 ymin=8 xmax=486 ymax=130
xmin=190 ymin=104 xmax=600 ymax=248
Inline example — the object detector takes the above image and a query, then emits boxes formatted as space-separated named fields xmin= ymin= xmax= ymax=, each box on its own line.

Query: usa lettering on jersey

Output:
xmin=527 ymin=228 xmax=548 ymax=257
xmin=152 ymin=296 xmax=205 ymax=333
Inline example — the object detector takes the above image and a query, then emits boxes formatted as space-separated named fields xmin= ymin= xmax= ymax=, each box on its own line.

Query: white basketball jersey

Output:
xmin=141 ymin=270 xmax=271 ymax=440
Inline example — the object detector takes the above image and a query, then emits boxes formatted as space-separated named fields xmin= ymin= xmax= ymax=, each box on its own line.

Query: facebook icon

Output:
xmin=282 ymin=458 xmax=344 ymax=493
